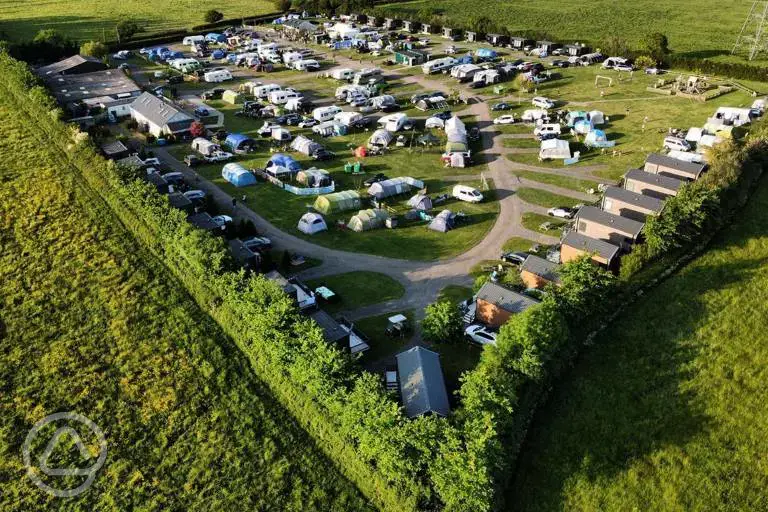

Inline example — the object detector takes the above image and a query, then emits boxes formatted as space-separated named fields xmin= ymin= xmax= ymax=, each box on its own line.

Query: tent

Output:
xmin=566 ymin=110 xmax=588 ymax=127
xmin=425 ymin=117 xmax=445 ymax=129
xmin=428 ymin=210 xmax=455 ymax=232
xmin=222 ymin=90 xmax=244 ymax=104
xmin=267 ymin=153 xmax=301 ymax=172
xmin=313 ymin=121 xmax=347 ymax=137
xmin=206 ymin=33 xmax=226 ymax=43
xmin=448 ymin=152 xmax=467 ymax=167
xmin=272 ymin=127 xmax=292 ymax=142
xmin=588 ymin=110 xmax=605 ymax=125
xmin=685 ymin=127 xmax=704 ymax=143
xmin=445 ymin=140 xmax=468 ymax=154
xmin=407 ymin=193 xmax=433 ymax=211
xmin=368 ymin=177 xmax=415 ymax=199
xmin=539 ymin=139 xmax=571 ymax=160
xmin=368 ymin=129 xmax=394 ymax=147
xmin=573 ymin=119 xmax=593 ymax=135
xmin=224 ymin=133 xmax=257 ymax=153
xmin=211 ymin=49 xmax=226 ymax=60
xmin=221 ymin=163 xmax=257 ymax=187
xmin=291 ymin=135 xmax=323 ymax=156
xmin=417 ymin=133 xmax=440 ymax=146
xmin=284 ymin=98 xmax=303 ymax=112
xmin=698 ymin=134 xmax=723 ymax=149
xmin=296 ymin=168 xmax=331 ymax=187
xmin=584 ymin=129 xmax=614 ymax=148
xmin=297 ymin=212 xmax=327 ymax=235
xmin=444 ymin=116 xmax=467 ymax=137
xmin=348 ymin=209 xmax=390 ymax=232
xmin=475 ymin=48 xmax=498 ymax=60
xmin=313 ymin=190 xmax=361 ymax=214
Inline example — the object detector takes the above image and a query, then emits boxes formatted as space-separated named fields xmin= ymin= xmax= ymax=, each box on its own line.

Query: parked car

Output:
xmin=205 ymin=151 xmax=234 ymax=162
xmin=491 ymin=102 xmax=512 ymax=111
xmin=363 ymin=173 xmax=388 ymax=187
xmin=551 ymin=60 xmax=570 ymax=68
xmin=547 ymin=206 xmax=575 ymax=219
xmin=242 ymin=236 xmax=272 ymax=252
xmin=501 ymin=251 xmax=528 ymax=265
xmin=193 ymin=107 xmax=210 ymax=117
xmin=184 ymin=154 xmax=202 ymax=167
xmin=276 ymin=113 xmax=303 ymax=125
xmin=465 ymin=324 xmax=497 ymax=346
xmin=298 ymin=117 xmax=317 ymax=128
xmin=663 ymin=136 xmax=691 ymax=152
xmin=532 ymin=96 xmax=556 ymax=109
xmin=312 ymin=148 xmax=335 ymax=161
xmin=493 ymin=115 xmax=516 ymax=125
xmin=212 ymin=215 xmax=233 ymax=227
xmin=183 ymin=189 xmax=206 ymax=202
xmin=201 ymin=88 xmax=225 ymax=100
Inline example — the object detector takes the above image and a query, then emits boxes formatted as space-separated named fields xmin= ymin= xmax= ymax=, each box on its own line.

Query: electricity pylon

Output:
xmin=733 ymin=1 xmax=768 ymax=60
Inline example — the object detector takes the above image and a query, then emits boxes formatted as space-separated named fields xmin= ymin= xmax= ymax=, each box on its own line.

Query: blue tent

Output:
xmin=584 ymin=129 xmax=615 ymax=148
xmin=573 ymin=119 xmax=593 ymax=135
xmin=222 ymin=163 xmax=257 ymax=187
xmin=457 ymin=55 xmax=474 ymax=64
xmin=211 ymin=49 xmax=226 ymax=60
xmin=224 ymin=133 xmax=257 ymax=152
xmin=475 ymin=48 xmax=497 ymax=60
xmin=205 ymin=33 xmax=226 ymax=43
xmin=267 ymin=153 xmax=301 ymax=172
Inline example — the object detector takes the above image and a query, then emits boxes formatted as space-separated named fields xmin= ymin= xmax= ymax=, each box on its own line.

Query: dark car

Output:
xmin=201 ymin=88 xmax=225 ymax=100
xmin=469 ymin=80 xmax=486 ymax=89
xmin=468 ymin=126 xmax=481 ymax=141
xmin=551 ymin=60 xmax=570 ymax=68
xmin=491 ymin=102 xmax=512 ymax=111
xmin=434 ymin=110 xmax=452 ymax=121
xmin=380 ymin=103 xmax=401 ymax=113
xmin=363 ymin=173 xmax=388 ymax=187
xmin=312 ymin=148 xmax=335 ymax=161
xmin=184 ymin=154 xmax=202 ymax=167
xmin=194 ymin=107 xmax=210 ymax=117
xmin=167 ymin=75 xmax=184 ymax=84
xmin=501 ymin=251 xmax=528 ymax=265
xmin=276 ymin=113 xmax=303 ymax=125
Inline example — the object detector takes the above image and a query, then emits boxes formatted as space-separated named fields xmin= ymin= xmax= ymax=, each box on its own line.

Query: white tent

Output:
xmin=685 ymin=127 xmax=704 ymax=143
xmin=714 ymin=106 xmax=751 ymax=127
xmin=272 ymin=127 xmax=291 ymax=141
xmin=297 ymin=212 xmax=327 ymax=234
xmin=587 ymin=110 xmax=605 ymax=125
xmin=368 ymin=129 xmax=394 ymax=147
xmin=291 ymin=135 xmax=323 ymax=156
xmin=444 ymin=116 xmax=466 ymax=137
xmin=698 ymin=134 xmax=723 ymax=149
xmin=668 ymin=149 xmax=706 ymax=164
xmin=285 ymin=98 xmax=303 ymax=111
xmin=539 ymin=139 xmax=571 ymax=160
xmin=425 ymin=117 xmax=445 ymax=129
xmin=328 ymin=23 xmax=359 ymax=39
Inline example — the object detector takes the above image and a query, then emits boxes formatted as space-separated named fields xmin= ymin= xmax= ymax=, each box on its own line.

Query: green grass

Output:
xmin=0 ymin=83 xmax=367 ymax=511
xmin=510 ymin=177 xmax=768 ymax=511
xmin=502 ymin=137 xmax=541 ymax=149
xmin=305 ymin=271 xmax=405 ymax=314
xmin=514 ymin=170 xmax=605 ymax=192
xmin=502 ymin=236 xmax=539 ymax=253
xmin=521 ymin=212 xmax=567 ymax=235
xmin=437 ymin=285 xmax=473 ymax=305
xmin=355 ymin=310 xmax=415 ymax=363
xmin=0 ymin=0 xmax=276 ymax=42
xmin=516 ymin=187 xmax=585 ymax=208
xmin=432 ymin=341 xmax=483 ymax=398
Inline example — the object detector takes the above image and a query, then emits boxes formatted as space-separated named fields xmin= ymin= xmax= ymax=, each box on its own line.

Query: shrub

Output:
xmin=80 ymin=40 xmax=108 ymax=59
xmin=422 ymin=300 xmax=463 ymax=343
xmin=116 ymin=20 xmax=141 ymax=42
xmin=204 ymin=9 xmax=224 ymax=23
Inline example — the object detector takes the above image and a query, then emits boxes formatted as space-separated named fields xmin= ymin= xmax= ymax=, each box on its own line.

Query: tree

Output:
xmin=548 ymin=255 xmax=616 ymax=322
xmin=644 ymin=182 xmax=716 ymax=254
xmin=79 ymin=41 xmax=108 ymax=59
xmin=275 ymin=0 xmax=292 ymax=12
xmin=634 ymin=55 xmax=656 ymax=69
xmin=190 ymin=120 xmax=205 ymax=138
xmin=422 ymin=301 xmax=463 ymax=343
xmin=601 ymin=36 xmax=629 ymax=57
xmin=115 ymin=20 xmax=141 ymax=43
xmin=469 ymin=15 xmax=493 ymax=35
xmin=642 ymin=32 xmax=669 ymax=63
xmin=204 ymin=9 xmax=224 ymax=24
xmin=11 ymin=29 xmax=78 ymax=63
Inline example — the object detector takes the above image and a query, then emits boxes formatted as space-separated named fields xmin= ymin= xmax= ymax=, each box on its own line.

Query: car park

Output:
xmin=547 ymin=207 xmax=575 ymax=219
xmin=465 ymin=325 xmax=497 ymax=346
xmin=493 ymin=115 xmax=516 ymax=125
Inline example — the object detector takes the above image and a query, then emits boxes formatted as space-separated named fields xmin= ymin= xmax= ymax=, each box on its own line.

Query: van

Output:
xmin=254 ymin=83 xmax=281 ymax=99
xmin=269 ymin=89 xmax=302 ymax=105
xmin=203 ymin=69 xmax=233 ymax=83
xmin=534 ymin=123 xmax=561 ymax=137
xmin=313 ymin=105 xmax=343 ymax=122
xmin=452 ymin=185 xmax=483 ymax=203
xmin=183 ymin=35 xmax=205 ymax=46
xmin=422 ymin=57 xmax=458 ymax=74
xmin=532 ymin=96 xmax=555 ymax=109
xmin=663 ymin=136 xmax=691 ymax=152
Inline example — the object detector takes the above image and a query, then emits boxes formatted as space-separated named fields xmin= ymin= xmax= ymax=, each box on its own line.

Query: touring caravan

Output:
xmin=282 ymin=51 xmax=303 ymax=66
xmin=204 ymin=69 xmax=233 ymax=83
xmin=331 ymin=68 xmax=355 ymax=81
xmin=422 ymin=57 xmax=458 ymax=74
xmin=293 ymin=59 xmax=321 ymax=71
xmin=183 ymin=35 xmax=205 ymax=46
xmin=169 ymin=58 xmax=201 ymax=73
xmin=253 ymin=83 xmax=281 ymax=99
xmin=352 ymin=68 xmax=383 ymax=85
xmin=257 ymin=42 xmax=279 ymax=57
xmin=450 ymin=63 xmax=481 ymax=82
xmin=334 ymin=111 xmax=364 ymax=127
xmin=269 ymin=89 xmax=302 ymax=105
xmin=191 ymin=138 xmax=221 ymax=157
xmin=313 ymin=105 xmax=343 ymax=122
xmin=378 ymin=113 xmax=410 ymax=132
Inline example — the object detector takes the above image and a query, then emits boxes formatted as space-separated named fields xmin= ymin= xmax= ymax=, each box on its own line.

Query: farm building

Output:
xmin=428 ymin=210 xmax=456 ymax=233
xmin=291 ymin=135 xmax=324 ymax=156
xmin=296 ymin=168 xmax=331 ymax=187
xmin=368 ymin=177 xmax=422 ymax=199
xmin=224 ymin=133 xmax=257 ymax=153
xmin=643 ymin=153 xmax=707 ymax=181
xmin=130 ymin=92 xmax=194 ymax=138
xmin=348 ymin=209 xmax=390 ymax=232
xmin=574 ymin=206 xmax=644 ymax=250
xmin=601 ymin=186 xmax=665 ymax=222
xmin=520 ymin=255 xmax=561 ymax=290
xmin=35 ymin=55 xmax=108 ymax=77
xmin=221 ymin=163 xmax=256 ymax=187
xmin=395 ymin=346 xmax=450 ymax=418
xmin=539 ymin=139 xmax=571 ymax=160
xmin=297 ymin=212 xmax=328 ymax=235
xmin=42 ymin=68 xmax=140 ymax=118
xmin=394 ymin=49 xmax=430 ymax=66
xmin=475 ymin=281 xmax=539 ymax=328
xmin=407 ymin=193 xmax=433 ymax=211
xmin=313 ymin=190 xmax=361 ymax=214
xmin=561 ymin=231 xmax=621 ymax=269
xmin=623 ymin=169 xmax=683 ymax=199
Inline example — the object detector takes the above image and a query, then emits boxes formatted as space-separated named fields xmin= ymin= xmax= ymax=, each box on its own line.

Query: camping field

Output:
xmin=0 ymin=0 xmax=276 ymax=42
xmin=507 ymin=176 xmax=768 ymax=510
xmin=0 ymin=65 xmax=369 ymax=512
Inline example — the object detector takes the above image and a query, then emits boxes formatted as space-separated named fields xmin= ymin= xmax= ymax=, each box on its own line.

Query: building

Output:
xmin=402 ymin=20 xmax=420 ymax=33
xmin=643 ymin=153 xmax=707 ymax=181
xmin=564 ymin=44 xmax=590 ymax=56
xmin=537 ymin=40 xmax=561 ymax=53
xmin=623 ymin=168 xmax=684 ymax=199
xmin=130 ymin=92 xmax=194 ymax=138
xmin=188 ymin=212 xmax=223 ymax=234
xmin=574 ymin=206 xmax=644 ymax=250
xmin=100 ymin=140 xmax=130 ymax=160
xmin=465 ymin=31 xmax=483 ymax=43
xmin=395 ymin=346 xmax=450 ymax=418
xmin=486 ymin=33 xmax=509 ymax=46
xmin=509 ymin=36 xmax=533 ymax=49
xmin=42 ymin=69 xmax=141 ymax=118
xmin=442 ymin=26 xmax=461 ymax=40
xmin=35 ymin=54 xmax=108 ymax=78
xmin=383 ymin=18 xmax=399 ymax=30
xmin=475 ymin=281 xmax=539 ymax=328
xmin=308 ymin=309 xmax=349 ymax=346
xmin=601 ymin=186 xmax=665 ymax=222
xmin=561 ymin=231 xmax=621 ymax=269
xmin=393 ymin=48 xmax=429 ymax=66
xmin=520 ymin=255 xmax=561 ymax=289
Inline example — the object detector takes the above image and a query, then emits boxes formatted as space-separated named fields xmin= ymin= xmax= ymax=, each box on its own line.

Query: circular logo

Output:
xmin=22 ymin=412 xmax=107 ymax=498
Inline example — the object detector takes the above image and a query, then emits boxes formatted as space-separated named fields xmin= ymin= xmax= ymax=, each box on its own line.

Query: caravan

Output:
xmin=203 ymin=69 xmax=233 ymax=83
xmin=330 ymin=68 xmax=355 ymax=81
xmin=282 ymin=51 xmax=303 ymax=66
xmin=254 ymin=83 xmax=281 ymax=99
xmin=293 ymin=59 xmax=321 ymax=71
xmin=352 ymin=68 xmax=383 ymax=85
xmin=269 ymin=89 xmax=302 ymax=105
xmin=422 ymin=57 xmax=458 ymax=74
xmin=183 ymin=35 xmax=205 ymax=46
xmin=313 ymin=105 xmax=343 ymax=122
xmin=257 ymin=42 xmax=279 ymax=57
xmin=378 ymin=113 xmax=410 ymax=132
xmin=191 ymin=138 xmax=221 ymax=157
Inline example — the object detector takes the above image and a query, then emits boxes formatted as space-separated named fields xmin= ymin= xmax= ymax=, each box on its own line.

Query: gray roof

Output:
xmin=308 ymin=309 xmax=349 ymax=344
xmin=576 ymin=206 xmax=644 ymax=238
xmin=36 ymin=55 xmax=106 ymax=77
xmin=130 ymin=92 xmax=193 ymax=128
xmin=476 ymin=281 xmax=540 ymax=314
xmin=521 ymin=255 xmax=561 ymax=283
xmin=188 ymin=212 xmax=220 ymax=231
xmin=562 ymin=231 xmax=620 ymax=262
xmin=396 ymin=346 xmax=450 ymax=418
xmin=115 ymin=154 xmax=144 ymax=168
xmin=645 ymin=153 xmax=706 ymax=179
xmin=603 ymin=186 xmax=665 ymax=213
xmin=45 ymin=69 xmax=140 ymax=104
xmin=624 ymin=168 xmax=684 ymax=192
xmin=101 ymin=140 xmax=129 ymax=156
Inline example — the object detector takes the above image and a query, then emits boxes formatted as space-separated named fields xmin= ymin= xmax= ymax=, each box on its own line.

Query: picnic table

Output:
xmin=314 ymin=286 xmax=338 ymax=303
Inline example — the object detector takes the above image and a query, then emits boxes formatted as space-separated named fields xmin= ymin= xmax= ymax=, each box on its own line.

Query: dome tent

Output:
xmin=407 ymin=193 xmax=432 ymax=211
xmin=297 ymin=212 xmax=327 ymax=235
xmin=428 ymin=210 xmax=456 ymax=232
xmin=368 ymin=129 xmax=394 ymax=148
xmin=225 ymin=133 xmax=257 ymax=153
xmin=313 ymin=190 xmax=361 ymax=215
xmin=425 ymin=117 xmax=445 ymax=129
xmin=221 ymin=163 xmax=257 ymax=187
xmin=368 ymin=177 xmax=417 ymax=199
xmin=573 ymin=119 xmax=593 ymax=135
xmin=296 ymin=168 xmax=331 ymax=187
xmin=587 ymin=110 xmax=605 ymax=125
xmin=566 ymin=110 xmax=588 ymax=127
xmin=291 ymin=135 xmax=323 ymax=156
xmin=584 ymin=129 xmax=614 ymax=148
xmin=348 ymin=209 xmax=390 ymax=232
xmin=267 ymin=153 xmax=301 ymax=172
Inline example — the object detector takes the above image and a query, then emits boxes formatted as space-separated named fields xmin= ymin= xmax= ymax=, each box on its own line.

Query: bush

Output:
xmin=422 ymin=300 xmax=463 ymax=343
xmin=80 ymin=40 xmax=108 ymax=59
xmin=204 ymin=9 xmax=224 ymax=23
xmin=116 ymin=20 xmax=141 ymax=42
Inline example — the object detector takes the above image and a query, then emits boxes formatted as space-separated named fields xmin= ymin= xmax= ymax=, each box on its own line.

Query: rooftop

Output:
xmin=645 ymin=153 xmax=707 ymax=178
xmin=35 ymin=54 xmax=106 ymax=77
xmin=625 ymin=168 xmax=684 ymax=191
xmin=577 ymin=206 xmax=645 ymax=238
xmin=131 ymin=92 xmax=193 ymax=128
xmin=603 ymin=186 xmax=665 ymax=213
xmin=45 ymin=69 xmax=140 ymax=104
xmin=562 ymin=231 xmax=621 ymax=262
xmin=396 ymin=346 xmax=450 ymax=418
xmin=308 ymin=309 xmax=349 ymax=344
xmin=521 ymin=255 xmax=561 ymax=283
xmin=476 ymin=282 xmax=540 ymax=314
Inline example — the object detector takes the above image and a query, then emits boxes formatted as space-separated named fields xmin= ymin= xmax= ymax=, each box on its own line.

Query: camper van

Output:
xmin=313 ymin=105 xmax=343 ymax=122
xmin=269 ymin=89 xmax=302 ymax=105
xmin=191 ymin=138 xmax=221 ymax=157
xmin=422 ymin=57 xmax=458 ymax=74
xmin=521 ymin=109 xmax=549 ymax=123
xmin=203 ymin=69 xmax=233 ymax=83
xmin=378 ymin=113 xmax=410 ymax=132
xmin=183 ymin=35 xmax=205 ymax=46
xmin=293 ymin=59 xmax=321 ymax=71
xmin=254 ymin=83 xmax=281 ymax=99
xmin=331 ymin=68 xmax=355 ymax=81
xmin=452 ymin=185 xmax=484 ymax=203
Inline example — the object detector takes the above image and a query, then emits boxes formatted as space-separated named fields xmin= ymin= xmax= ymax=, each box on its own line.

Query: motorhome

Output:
xmin=313 ymin=105 xmax=343 ymax=122
xmin=422 ymin=57 xmax=458 ymax=74
xmin=203 ymin=69 xmax=233 ymax=83
xmin=293 ymin=59 xmax=321 ymax=71
xmin=254 ymin=83 xmax=281 ymax=99
xmin=269 ymin=89 xmax=302 ymax=105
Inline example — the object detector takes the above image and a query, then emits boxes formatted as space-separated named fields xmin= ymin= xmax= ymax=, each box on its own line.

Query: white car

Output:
xmin=205 ymin=151 xmax=234 ymax=163
xmin=493 ymin=115 xmax=516 ymax=125
xmin=212 ymin=215 xmax=233 ymax=227
xmin=465 ymin=325 xmax=497 ymax=346
xmin=547 ymin=207 xmax=575 ymax=219
xmin=532 ymin=96 xmax=555 ymax=109
xmin=183 ymin=190 xmax=206 ymax=201
xmin=143 ymin=157 xmax=162 ymax=166
xmin=298 ymin=118 xmax=317 ymax=128
xmin=663 ymin=136 xmax=691 ymax=152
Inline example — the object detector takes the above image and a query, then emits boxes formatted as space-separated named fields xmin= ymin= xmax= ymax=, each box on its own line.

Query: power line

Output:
xmin=732 ymin=0 xmax=768 ymax=60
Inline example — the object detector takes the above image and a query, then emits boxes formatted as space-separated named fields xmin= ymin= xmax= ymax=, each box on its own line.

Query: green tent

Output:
xmin=313 ymin=190 xmax=361 ymax=215
xmin=348 ymin=209 xmax=390 ymax=232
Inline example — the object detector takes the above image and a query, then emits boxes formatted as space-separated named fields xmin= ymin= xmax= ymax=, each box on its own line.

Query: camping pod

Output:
xmin=313 ymin=190 xmax=361 ymax=214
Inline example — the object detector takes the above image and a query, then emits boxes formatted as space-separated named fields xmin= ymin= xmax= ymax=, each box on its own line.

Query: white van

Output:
xmin=294 ymin=59 xmax=320 ymax=71
xmin=534 ymin=123 xmax=561 ymax=137
xmin=532 ymin=96 xmax=555 ymax=109
xmin=521 ymin=109 xmax=549 ymax=123
xmin=663 ymin=136 xmax=692 ymax=152
xmin=183 ymin=35 xmax=205 ymax=46
xmin=269 ymin=89 xmax=302 ymax=105
xmin=313 ymin=105 xmax=343 ymax=122
xmin=452 ymin=185 xmax=483 ymax=203
xmin=331 ymin=68 xmax=355 ymax=81
xmin=203 ymin=69 xmax=233 ymax=83
xmin=254 ymin=83 xmax=281 ymax=99
xmin=422 ymin=57 xmax=458 ymax=74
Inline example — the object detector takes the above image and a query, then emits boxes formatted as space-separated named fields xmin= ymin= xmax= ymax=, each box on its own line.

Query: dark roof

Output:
xmin=521 ymin=255 xmax=561 ymax=283
xmin=396 ymin=346 xmax=450 ymax=418
xmin=624 ymin=169 xmax=684 ymax=192
xmin=115 ymin=154 xmax=144 ymax=168
xmin=476 ymin=281 xmax=540 ymax=313
xmin=308 ymin=309 xmax=349 ymax=344
xmin=130 ymin=92 xmax=193 ymax=128
xmin=188 ymin=212 xmax=220 ymax=231
xmin=562 ymin=231 xmax=621 ymax=262
xmin=168 ymin=192 xmax=193 ymax=210
xmin=36 ymin=55 xmax=107 ymax=77
xmin=101 ymin=140 xmax=129 ymax=157
xmin=644 ymin=153 xmax=707 ymax=179
xmin=44 ymin=69 xmax=140 ymax=103
xmin=228 ymin=239 xmax=258 ymax=266
xmin=576 ymin=206 xmax=644 ymax=238
xmin=603 ymin=186 xmax=665 ymax=213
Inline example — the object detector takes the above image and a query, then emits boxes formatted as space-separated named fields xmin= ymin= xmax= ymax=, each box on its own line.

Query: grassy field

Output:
xmin=305 ymin=271 xmax=405 ymax=314
xmin=509 ymin=178 xmax=768 ymax=510
xmin=0 ymin=80 xmax=368 ymax=511
xmin=521 ymin=212 xmax=567 ymax=235
xmin=514 ymin=170 xmax=602 ymax=193
xmin=437 ymin=285 xmax=473 ymax=305
xmin=515 ymin=187 xmax=585 ymax=208
xmin=0 ymin=0 xmax=275 ymax=42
